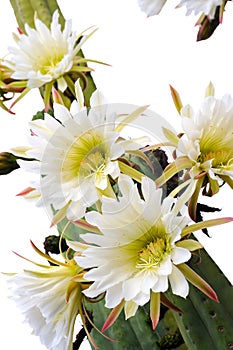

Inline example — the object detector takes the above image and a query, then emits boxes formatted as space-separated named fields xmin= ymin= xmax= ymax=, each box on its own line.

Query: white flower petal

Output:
xmin=137 ymin=0 xmax=167 ymax=16
xmin=105 ymin=283 xmax=124 ymax=308
xmin=123 ymin=274 xmax=144 ymax=300
xmin=17 ymin=159 xmax=40 ymax=173
xmin=141 ymin=177 xmax=162 ymax=223
xmin=53 ymin=103 xmax=72 ymax=124
xmin=171 ymin=246 xmax=191 ymax=264
xmin=132 ymin=291 xmax=150 ymax=306
xmin=169 ymin=265 xmax=189 ymax=298
xmin=152 ymin=275 xmax=168 ymax=293
xmin=178 ymin=0 xmax=222 ymax=19
xmin=156 ymin=256 xmax=172 ymax=275
xmin=124 ymin=301 xmax=139 ymax=319
xmin=90 ymin=89 xmax=107 ymax=107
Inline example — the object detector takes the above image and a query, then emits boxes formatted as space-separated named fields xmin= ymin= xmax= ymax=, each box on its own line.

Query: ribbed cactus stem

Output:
xmin=45 ymin=0 xmax=65 ymax=25
xmin=9 ymin=0 xmax=35 ymax=29
xmin=169 ymin=249 xmax=233 ymax=349
xmin=9 ymin=0 xmax=64 ymax=30
xmin=29 ymin=0 xmax=58 ymax=28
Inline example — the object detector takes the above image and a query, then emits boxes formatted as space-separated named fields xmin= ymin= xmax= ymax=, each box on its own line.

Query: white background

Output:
xmin=0 ymin=1 xmax=233 ymax=349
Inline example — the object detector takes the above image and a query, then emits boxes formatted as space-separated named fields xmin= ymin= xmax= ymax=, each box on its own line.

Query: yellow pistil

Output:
xmin=136 ymin=236 xmax=171 ymax=270
xmin=80 ymin=151 xmax=107 ymax=178
xmin=35 ymin=52 xmax=65 ymax=75
xmin=197 ymin=150 xmax=233 ymax=170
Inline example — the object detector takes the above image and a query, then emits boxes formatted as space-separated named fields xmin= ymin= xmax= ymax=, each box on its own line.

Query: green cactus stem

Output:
xmin=169 ymin=249 xmax=233 ymax=349
xmin=9 ymin=0 xmax=64 ymax=29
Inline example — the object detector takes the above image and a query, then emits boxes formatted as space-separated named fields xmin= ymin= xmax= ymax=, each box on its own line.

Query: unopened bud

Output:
xmin=197 ymin=7 xmax=221 ymax=41
xmin=0 ymin=152 xmax=19 ymax=175
xmin=43 ymin=235 xmax=68 ymax=255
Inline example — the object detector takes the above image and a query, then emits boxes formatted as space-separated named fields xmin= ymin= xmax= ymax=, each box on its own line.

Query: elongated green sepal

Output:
xmin=118 ymin=160 xmax=144 ymax=183
xmin=169 ymin=85 xmax=183 ymax=114
xmin=0 ymin=100 xmax=14 ymax=114
xmin=219 ymin=174 xmax=233 ymax=189
xmin=162 ymin=127 xmax=180 ymax=146
xmin=102 ymin=300 xmax=125 ymax=332
xmin=71 ymin=219 xmax=101 ymax=234
xmin=205 ymin=81 xmax=215 ymax=97
xmin=50 ymin=202 xmax=71 ymax=227
xmin=181 ymin=217 xmax=233 ymax=237
xmin=178 ymin=263 xmax=219 ymax=302
xmin=161 ymin=293 xmax=182 ymax=313
xmin=9 ymin=87 xmax=30 ymax=111
xmin=150 ymin=291 xmax=160 ymax=330
xmin=188 ymin=176 xmax=204 ymax=221
xmin=115 ymin=105 xmax=149 ymax=133
xmin=126 ymin=149 xmax=154 ymax=173
xmin=176 ymin=239 xmax=203 ymax=251
xmin=156 ymin=156 xmax=193 ymax=187
xmin=30 ymin=240 xmax=66 ymax=265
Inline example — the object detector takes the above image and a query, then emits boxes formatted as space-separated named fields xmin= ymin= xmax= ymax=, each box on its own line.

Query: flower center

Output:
xmin=197 ymin=150 xmax=233 ymax=171
xmin=36 ymin=51 xmax=66 ymax=75
xmin=80 ymin=151 xmax=107 ymax=177
xmin=136 ymin=234 xmax=171 ymax=270
xmin=62 ymin=131 xmax=108 ymax=182
xmin=197 ymin=122 xmax=233 ymax=169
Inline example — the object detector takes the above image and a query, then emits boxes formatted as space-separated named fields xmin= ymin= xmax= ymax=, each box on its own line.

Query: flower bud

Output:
xmin=0 ymin=152 xmax=19 ymax=175
xmin=43 ymin=235 xmax=68 ymax=255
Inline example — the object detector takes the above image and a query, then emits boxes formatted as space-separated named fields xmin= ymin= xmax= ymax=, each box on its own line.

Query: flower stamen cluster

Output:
xmin=136 ymin=237 xmax=171 ymax=270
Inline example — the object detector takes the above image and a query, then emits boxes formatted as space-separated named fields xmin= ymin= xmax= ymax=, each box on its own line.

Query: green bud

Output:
xmin=43 ymin=235 xmax=68 ymax=255
xmin=0 ymin=152 xmax=20 ymax=175
xmin=197 ymin=7 xmax=221 ymax=41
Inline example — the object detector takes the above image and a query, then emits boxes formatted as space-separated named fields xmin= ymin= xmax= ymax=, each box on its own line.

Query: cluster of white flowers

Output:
xmin=9 ymin=81 xmax=233 ymax=345
xmin=3 ymin=5 xmax=233 ymax=350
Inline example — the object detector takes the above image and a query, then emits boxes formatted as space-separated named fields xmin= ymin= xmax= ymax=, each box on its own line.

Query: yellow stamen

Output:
xmin=136 ymin=235 xmax=171 ymax=270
